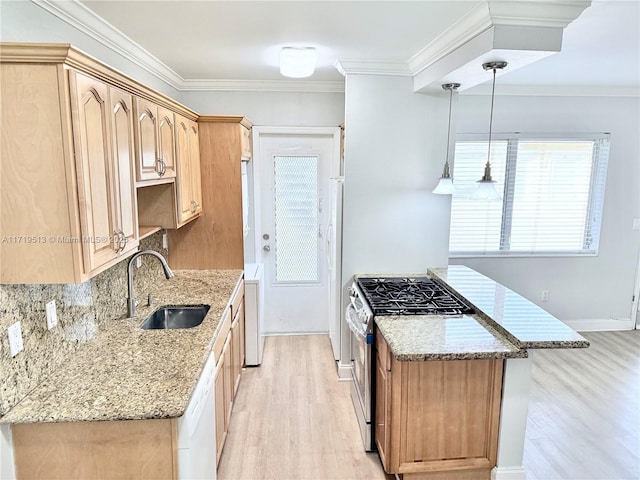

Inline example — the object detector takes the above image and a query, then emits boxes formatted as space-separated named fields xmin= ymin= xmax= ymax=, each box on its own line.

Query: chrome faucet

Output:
xmin=127 ymin=250 xmax=174 ymax=317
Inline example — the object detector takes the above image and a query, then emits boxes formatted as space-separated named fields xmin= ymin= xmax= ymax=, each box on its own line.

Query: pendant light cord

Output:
xmin=486 ymin=67 xmax=497 ymax=172
xmin=445 ymin=86 xmax=454 ymax=169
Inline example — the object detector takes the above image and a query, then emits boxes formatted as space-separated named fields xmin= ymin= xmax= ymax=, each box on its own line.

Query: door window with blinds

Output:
xmin=273 ymin=155 xmax=320 ymax=283
xmin=449 ymin=134 xmax=610 ymax=256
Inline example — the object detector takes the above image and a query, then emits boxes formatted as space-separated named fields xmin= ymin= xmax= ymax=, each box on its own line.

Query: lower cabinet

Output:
xmin=375 ymin=331 xmax=504 ymax=479
xmin=12 ymin=418 xmax=178 ymax=479
xmin=213 ymin=279 xmax=245 ymax=465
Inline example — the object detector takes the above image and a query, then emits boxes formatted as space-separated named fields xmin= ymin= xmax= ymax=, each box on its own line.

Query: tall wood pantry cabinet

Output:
xmin=168 ymin=115 xmax=252 ymax=270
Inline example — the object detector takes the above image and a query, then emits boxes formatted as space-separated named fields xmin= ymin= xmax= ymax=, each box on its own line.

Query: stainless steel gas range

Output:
xmin=346 ymin=276 xmax=475 ymax=451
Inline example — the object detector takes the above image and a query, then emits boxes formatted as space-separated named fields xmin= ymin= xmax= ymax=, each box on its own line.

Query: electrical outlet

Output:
xmin=46 ymin=300 xmax=58 ymax=330
xmin=136 ymin=257 xmax=142 ymax=268
xmin=541 ymin=290 xmax=549 ymax=302
xmin=162 ymin=231 xmax=168 ymax=249
xmin=633 ymin=218 xmax=640 ymax=230
xmin=8 ymin=322 xmax=24 ymax=357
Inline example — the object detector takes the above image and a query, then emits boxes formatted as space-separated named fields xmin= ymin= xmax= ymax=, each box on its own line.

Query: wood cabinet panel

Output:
xmin=13 ymin=419 xmax=177 ymax=479
xmin=232 ymin=301 xmax=244 ymax=395
xmin=168 ymin=117 xmax=252 ymax=270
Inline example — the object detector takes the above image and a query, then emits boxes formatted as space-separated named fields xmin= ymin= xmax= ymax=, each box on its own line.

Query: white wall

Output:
xmin=0 ymin=0 xmax=179 ymax=98
xmin=451 ymin=95 xmax=640 ymax=325
xmin=180 ymin=90 xmax=345 ymax=127
xmin=340 ymin=74 xmax=452 ymax=364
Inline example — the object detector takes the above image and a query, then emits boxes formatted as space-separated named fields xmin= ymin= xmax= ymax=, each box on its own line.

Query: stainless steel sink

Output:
xmin=141 ymin=305 xmax=210 ymax=330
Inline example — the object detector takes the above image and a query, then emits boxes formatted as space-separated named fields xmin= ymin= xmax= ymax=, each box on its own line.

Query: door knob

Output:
xmin=263 ymin=245 xmax=271 ymax=252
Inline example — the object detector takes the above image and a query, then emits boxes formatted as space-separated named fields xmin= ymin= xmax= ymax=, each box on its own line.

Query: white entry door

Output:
xmin=254 ymin=128 xmax=340 ymax=334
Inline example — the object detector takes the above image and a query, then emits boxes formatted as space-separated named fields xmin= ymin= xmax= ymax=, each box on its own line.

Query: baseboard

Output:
xmin=337 ymin=364 xmax=352 ymax=381
xmin=563 ymin=317 xmax=634 ymax=332
xmin=491 ymin=466 xmax=527 ymax=480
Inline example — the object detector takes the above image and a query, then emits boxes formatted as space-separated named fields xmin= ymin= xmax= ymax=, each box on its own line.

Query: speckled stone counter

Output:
xmin=428 ymin=266 xmax=589 ymax=349
xmin=375 ymin=315 xmax=525 ymax=361
xmin=0 ymin=269 xmax=242 ymax=424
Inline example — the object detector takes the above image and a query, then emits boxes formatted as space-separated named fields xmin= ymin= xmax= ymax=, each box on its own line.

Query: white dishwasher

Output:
xmin=177 ymin=350 xmax=217 ymax=479
xmin=244 ymin=263 xmax=265 ymax=366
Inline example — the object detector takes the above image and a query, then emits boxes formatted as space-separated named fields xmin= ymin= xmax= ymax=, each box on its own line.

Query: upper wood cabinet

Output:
xmin=69 ymin=71 xmax=139 ymax=272
xmin=134 ymin=98 xmax=176 ymax=182
xmin=168 ymin=115 xmax=252 ymax=270
xmin=175 ymin=115 xmax=203 ymax=226
xmin=0 ymin=43 xmax=198 ymax=283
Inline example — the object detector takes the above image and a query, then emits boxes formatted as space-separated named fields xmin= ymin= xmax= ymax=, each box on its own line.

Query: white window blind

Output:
xmin=449 ymin=134 xmax=610 ymax=256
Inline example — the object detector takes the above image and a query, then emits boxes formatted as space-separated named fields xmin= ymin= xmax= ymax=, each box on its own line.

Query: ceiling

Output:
xmin=74 ymin=0 xmax=639 ymax=94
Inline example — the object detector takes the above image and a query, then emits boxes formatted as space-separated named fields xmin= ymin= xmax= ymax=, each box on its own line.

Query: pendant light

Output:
xmin=433 ymin=83 xmax=461 ymax=195
xmin=471 ymin=61 xmax=507 ymax=201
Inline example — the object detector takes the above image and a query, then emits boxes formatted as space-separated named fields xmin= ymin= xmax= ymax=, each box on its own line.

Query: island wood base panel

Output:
xmin=12 ymin=419 xmax=178 ymax=479
xmin=400 ymin=469 xmax=490 ymax=480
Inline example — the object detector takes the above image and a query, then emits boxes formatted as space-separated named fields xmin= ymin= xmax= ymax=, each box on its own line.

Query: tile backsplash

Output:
xmin=0 ymin=232 xmax=168 ymax=416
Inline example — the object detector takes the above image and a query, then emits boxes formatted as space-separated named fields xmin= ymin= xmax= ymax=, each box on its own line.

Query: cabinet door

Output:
xmin=157 ymin=106 xmax=176 ymax=179
xmin=109 ymin=87 xmax=139 ymax=255
xmin=134 ymin=97 xmax=160 ymax=181
xmin=231 ymin=305 xmax=243 ymax=395
xmin=175 ymin=117 xmax=193 ymax=224
xmin=214 ymin=354 xmax=226 ymax=465
xmin=69 ymin=71 xmax=119 ymax=272
xmin=376 ymin=350 xmax=390 ymax=466
xmin=223 ymin=333 xmax=233 ymax=429
xmin=188 ymin=120 xmax=203 ymax=216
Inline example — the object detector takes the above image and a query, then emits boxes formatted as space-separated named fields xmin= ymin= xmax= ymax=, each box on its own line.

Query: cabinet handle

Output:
xmin=157 ymin=158 xmax=166 ymax=177
xmin=190 ymin=199 xmax=197 ymax=213
xmin=119 ymin=230 xmax=127 ymax=252
xmin=114 ymin=230 xmax=120 ymax=252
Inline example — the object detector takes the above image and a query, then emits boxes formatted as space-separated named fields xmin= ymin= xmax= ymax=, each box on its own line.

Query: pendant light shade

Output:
xmin=471 ymin=61 xmax=507 ymax=201
xmin=432 ymin=83 xmax=460 ymax=195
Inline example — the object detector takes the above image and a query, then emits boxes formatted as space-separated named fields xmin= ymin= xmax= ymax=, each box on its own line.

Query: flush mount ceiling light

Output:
xmin=433 ymin=82 xmax=461 ymax=195
xmin=471 ymin=61 xmax=507 ymax=201
xmin=279 ymin=47 xmax=317 ymax=78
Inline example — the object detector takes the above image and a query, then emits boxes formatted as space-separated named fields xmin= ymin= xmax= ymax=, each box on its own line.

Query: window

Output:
xmin=449 ymin=134 xmax=610 ymax=256
xmin=273 ymin=155 xmax=319 ymax=282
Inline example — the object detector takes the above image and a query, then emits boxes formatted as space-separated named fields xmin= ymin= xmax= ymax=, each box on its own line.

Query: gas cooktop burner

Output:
xmin=356 ymin=277 xmax=474 ymax=316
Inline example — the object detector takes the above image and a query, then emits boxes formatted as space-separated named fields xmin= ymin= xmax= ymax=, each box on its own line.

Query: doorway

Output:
xmin=252 ymin=127 xmax=341 ymax=335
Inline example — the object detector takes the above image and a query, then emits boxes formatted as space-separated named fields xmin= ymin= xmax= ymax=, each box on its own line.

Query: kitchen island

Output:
xmin=0 ymin=269 xmax=244 ymax=479
xmin=366 ymin=266 xmax=588 ymax=480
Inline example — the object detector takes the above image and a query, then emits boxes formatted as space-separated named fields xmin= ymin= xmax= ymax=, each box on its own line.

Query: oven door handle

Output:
xmin=346 ymin=304 xmax=373 ymax=344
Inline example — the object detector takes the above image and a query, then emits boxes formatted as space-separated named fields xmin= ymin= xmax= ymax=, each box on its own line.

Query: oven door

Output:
xmin=346 ymin=303 xmax=371 ymax=421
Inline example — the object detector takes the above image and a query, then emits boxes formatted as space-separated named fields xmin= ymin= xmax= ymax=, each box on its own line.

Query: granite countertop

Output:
xmin=0 ymin=269 xmax=243 ymax=424
xmin=428 ymin=266 xmax=589 ymax=350
xmin=355 ymin=266 xmax=588 ymax=362
xmin=375 ymin=315 xmax=526 ymax=361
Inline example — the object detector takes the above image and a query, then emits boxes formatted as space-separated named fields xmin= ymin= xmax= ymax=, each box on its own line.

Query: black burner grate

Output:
xmin=356 ymin=277 xmax=474 ymax=316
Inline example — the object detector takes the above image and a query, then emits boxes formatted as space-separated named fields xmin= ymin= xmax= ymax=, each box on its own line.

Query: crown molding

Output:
xmin=32 ymin=0 xmax=185 ymax=89
xmin=334 ymin=60 xmax=412 ymax=77
xmin=180 ymin=79 xmax=345 ymax=93
xmin=462 ymin=84 xmax=639 ymax=97
xmin=408 ymin=2 xmax=493 ymax=76
xmin=487 ymin=1 xmax=592 ymax=28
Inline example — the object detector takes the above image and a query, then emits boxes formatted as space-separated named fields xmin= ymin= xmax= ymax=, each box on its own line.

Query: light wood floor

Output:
xmin=217 ymin=335 xmax=393 ymax=480
xmin=218 ymin=331 xmax=639 ymax=480
xmin=524 ymin=330 xmax=640 ymax=480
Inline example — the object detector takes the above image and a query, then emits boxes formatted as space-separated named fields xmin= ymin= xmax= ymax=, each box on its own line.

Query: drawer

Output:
xmin=212 ymin=308 xmax=232 ymax=362
xmin=231 ymin=279 xmax=244 ymax=319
